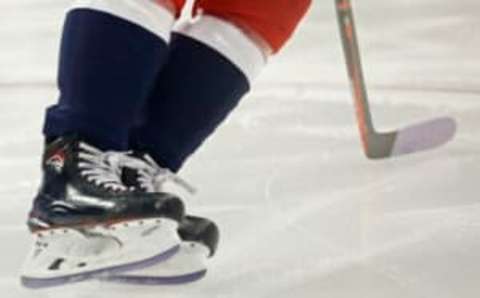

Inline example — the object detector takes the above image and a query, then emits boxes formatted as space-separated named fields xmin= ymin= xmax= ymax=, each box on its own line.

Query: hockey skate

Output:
xmin=21 ymin=137 xmax=185 ymax=288
xmin=101 ymin=153 xmax=220 ymax=284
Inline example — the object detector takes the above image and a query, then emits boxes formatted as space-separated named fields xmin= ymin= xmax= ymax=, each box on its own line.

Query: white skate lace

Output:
xmin=122 ymin=154 xmax=197 ymax=195
xmin=77 ymin=143 xmax=129 ymax=192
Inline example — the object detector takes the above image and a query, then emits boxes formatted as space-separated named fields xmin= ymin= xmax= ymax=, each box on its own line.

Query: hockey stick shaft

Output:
xmin=335 ymin=0 xmax=377 ymax=153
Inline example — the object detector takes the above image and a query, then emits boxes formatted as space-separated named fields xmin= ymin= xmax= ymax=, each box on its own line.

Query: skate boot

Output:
xmin=104 ymin=152 xmax=220 ymax=284
xmin=21 ymin=137 xmax=185 ymax=288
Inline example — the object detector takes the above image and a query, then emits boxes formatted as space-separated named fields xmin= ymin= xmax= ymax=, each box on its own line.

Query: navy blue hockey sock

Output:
xmin=43 ymin=2 xmax=175 ymax=150
xmin=130 ymin=16 xmax=266 ymax=171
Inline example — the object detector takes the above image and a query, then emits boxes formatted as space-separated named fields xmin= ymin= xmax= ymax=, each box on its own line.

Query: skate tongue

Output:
xmin=121 ymin=153 xmax=197 ymax=196
xmin=152 ymin=169 xmax=197 ymax=195
xmin=143 ymin=154 xmax=197 ymax=195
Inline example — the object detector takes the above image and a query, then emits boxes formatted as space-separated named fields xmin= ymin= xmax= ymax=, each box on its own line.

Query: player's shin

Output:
xmin=43 ymin=0 xmax=176 ymax=151
xmin=129 ymin=15 xmax=266 ymax=172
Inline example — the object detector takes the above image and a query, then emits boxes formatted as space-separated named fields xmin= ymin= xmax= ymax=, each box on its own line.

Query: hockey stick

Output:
xmin=335 ymin=0 xmax=456 ymax=159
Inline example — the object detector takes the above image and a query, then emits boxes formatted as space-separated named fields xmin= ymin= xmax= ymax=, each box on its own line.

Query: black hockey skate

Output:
xmin=103 ymin=152 xmax=220 ymax=284
xmin=21 ymin=137 xmax=185 ymax=288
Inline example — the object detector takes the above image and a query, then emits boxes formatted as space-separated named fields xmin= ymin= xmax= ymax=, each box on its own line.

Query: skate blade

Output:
xmin=102 ymin=241 xmax=210 ymax=285
xmin=21 ymin=218 xmax=180 ymax=289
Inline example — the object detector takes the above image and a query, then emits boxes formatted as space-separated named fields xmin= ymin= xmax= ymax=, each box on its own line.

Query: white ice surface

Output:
xmin=1 ymin=1 xmax=479 ymax=297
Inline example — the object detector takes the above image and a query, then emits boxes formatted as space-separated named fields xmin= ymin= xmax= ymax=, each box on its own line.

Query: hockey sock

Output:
xmin=43 ymin=0 xmax=175 ymax=150
xmin=129 ymin=16 xmax=266 ymax=171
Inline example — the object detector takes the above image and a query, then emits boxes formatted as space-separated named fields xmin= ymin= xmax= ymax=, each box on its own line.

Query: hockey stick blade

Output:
xmin=365 ymin=116 xmax=456 ymax=159
xmin=335 ymin=0 xmax=456 ymax=159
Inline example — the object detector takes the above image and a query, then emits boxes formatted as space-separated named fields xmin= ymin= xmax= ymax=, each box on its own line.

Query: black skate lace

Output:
xmin=122 ymin=154 xmax=196 ymax=195
xmin=77 ymin=143 xmax=129 ymax=192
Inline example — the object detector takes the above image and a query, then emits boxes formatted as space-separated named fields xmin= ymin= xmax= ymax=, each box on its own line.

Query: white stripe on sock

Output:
xmin=71 ymin=0 xmax=175 ymax=42
xmin=175 ymin=15 xmax=266 ymax=84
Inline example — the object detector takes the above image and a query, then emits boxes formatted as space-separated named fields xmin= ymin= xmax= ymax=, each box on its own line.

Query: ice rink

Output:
xmin=1 ymin=1 xmax=479 ymax=297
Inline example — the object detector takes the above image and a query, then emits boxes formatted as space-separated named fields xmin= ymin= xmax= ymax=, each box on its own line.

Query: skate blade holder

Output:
xmin=102 ymin=241 xmax=211 ymax=285
xmin=21 ymin=218 xmax=181 ymax=289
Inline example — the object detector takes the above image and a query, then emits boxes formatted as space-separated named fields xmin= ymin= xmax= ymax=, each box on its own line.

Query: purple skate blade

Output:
xmin=103 ymin=270 xmax=207 ymax=285
xmin=21 ymin=244 xmax=180 ymax=289
xmin=391 ymin=117 xmax=456 ymax=156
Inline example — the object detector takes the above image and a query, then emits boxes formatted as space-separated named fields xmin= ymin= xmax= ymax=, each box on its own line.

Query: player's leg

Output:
xmin=43 ymin=0 xmax=177 ymax=150
xmin=35 ymin=0 xmax=186 ymax=229
xmin=130 ymin=0 xmax=312 ymax=172
xmin=23 ymin=1 xmax=190 ymax=287
xmin=105 ymin=1 xmax=310 ymax=284
xmin=34 ymin=0 xmax=193 ymax=229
